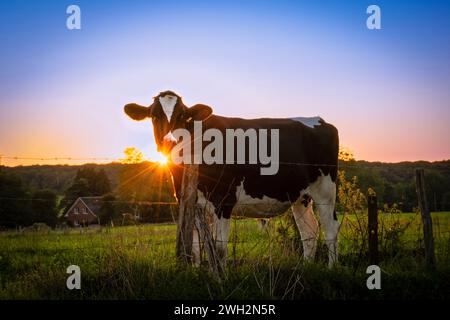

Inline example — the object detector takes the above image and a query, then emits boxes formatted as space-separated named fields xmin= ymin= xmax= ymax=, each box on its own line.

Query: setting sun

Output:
xmin=158 ymin=157 xmax=168 ymax=166
xmin=155 ymin=153 xmax=168 ymax=166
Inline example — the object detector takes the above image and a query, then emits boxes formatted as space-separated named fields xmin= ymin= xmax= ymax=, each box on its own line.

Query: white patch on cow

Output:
xmin=233 ymin=180 xmax=291 ymax=217
xmin=290 ymin=116 xmax=322 ymax=128
xmin=306 ymin=171 xmax=336 ymax=204
xmin=197 ymin=190 xmax=230 ymax=259
xmin=159 ymin=95 xmax=177 ymax=121
xmin=197 ymin=189 xmax=216 ymax=215
xmin=298 ymin=171 xmax=340 ymax=266
xmin=163 ymin=131 xmax=177 ymax=143
xmin=292 ymin=193 xmax=318 ymax=260
xmin=215 ymin=216 xmax=230 ymax=255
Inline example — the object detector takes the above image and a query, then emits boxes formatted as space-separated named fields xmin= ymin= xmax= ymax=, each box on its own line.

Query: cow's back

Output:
xmin=170 ymin=115 xmax=339 ymax=218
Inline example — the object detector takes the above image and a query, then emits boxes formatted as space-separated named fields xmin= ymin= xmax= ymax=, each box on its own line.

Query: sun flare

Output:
xmin=155 ymin=153 xmax=168 ymax=166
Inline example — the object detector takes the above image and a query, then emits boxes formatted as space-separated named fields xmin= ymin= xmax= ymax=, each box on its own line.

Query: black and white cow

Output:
xmin=124 ymin=90 xmax=340 ymax=265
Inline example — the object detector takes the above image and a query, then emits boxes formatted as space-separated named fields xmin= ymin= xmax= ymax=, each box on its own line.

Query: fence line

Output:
xmin=1 ymin=156 xmax=117 ymax=161
xmin=0 ymin=196 xmax=338 ymax=207
xmin=1 ymin=154 xmax=444 ymax=170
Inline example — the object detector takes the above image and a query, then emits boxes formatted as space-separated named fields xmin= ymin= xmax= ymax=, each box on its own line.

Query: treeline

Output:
xmin=1 ymin=160 xmax=449 ymax=228
xmin=0 ymin=170 xmax=58 ymax=228
xmin=4 ymin=160 xmax=450 ymax=211
xmin=340 ymin=160 xmax=450 ymax=212
xmin=0 ymin=162 xmax=176 ymax=228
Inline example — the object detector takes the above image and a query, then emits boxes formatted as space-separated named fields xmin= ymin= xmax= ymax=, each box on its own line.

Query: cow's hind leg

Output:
xmin=310 ymin=174 xmax=340 ymax=266
xmin=317 ymin=203 xmax=339 ymax=266
xmin=292 ymin=194 xmax=319 ymax=261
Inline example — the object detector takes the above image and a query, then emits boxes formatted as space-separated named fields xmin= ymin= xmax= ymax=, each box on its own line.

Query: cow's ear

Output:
xmin=124 ymin=103 xmax=152 ymax=121
xmin=187 ymin=104 xmax=212 ymax=121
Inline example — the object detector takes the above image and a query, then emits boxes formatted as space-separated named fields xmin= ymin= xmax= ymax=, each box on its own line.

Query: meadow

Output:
xmin=1 ymin=212 xmax=450 ymax=300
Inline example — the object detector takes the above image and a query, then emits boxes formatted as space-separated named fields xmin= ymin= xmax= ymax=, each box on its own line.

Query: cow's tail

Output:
xmin=321 ymin=123 xmax=339 ymax=182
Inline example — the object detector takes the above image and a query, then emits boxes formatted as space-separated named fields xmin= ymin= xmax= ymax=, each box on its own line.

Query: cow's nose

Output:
xmin=161 ymin=140 xmax=176 ymax=156
xmin=163 ymin=131 xmax=177 ymax=143
xmin=161 ymin=131 xmax=177 ymax=155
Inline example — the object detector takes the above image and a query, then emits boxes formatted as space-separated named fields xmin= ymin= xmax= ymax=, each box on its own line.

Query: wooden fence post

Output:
xmin=415 ymin=169 xmax=436 ymax=269
xmin=368 ymin=195 xmax=378 ymax=265
xmin=176 ymin=164 xmax=199 ymax=264
xmin=194 ymin=206 xmax=223 ymax=277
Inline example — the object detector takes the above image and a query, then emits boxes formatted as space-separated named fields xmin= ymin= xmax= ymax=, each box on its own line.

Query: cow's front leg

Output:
xmin=292 ymin=194 xmax=319 ymax=261
xmin=214 ymin=216 xmax=231 ymax=264
xmin=317 ymin=203 xmax=340 ymax=267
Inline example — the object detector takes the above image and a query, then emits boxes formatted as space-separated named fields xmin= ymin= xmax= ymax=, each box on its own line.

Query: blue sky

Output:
xmin=1 ymin=0 xmax=449 ymax=165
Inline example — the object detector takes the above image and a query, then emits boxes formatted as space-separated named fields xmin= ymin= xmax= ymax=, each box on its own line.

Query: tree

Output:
xmin=73 ymin=168 xmax=111 ymax=195
xmin=0 ymin=171 xmax=32 ymax=228
xmin=120 ymin=147 xmax=144 ymax=164
xmin=31 ymin=189 xmax=58 ymax=227
xmin=93 ymin=169 xmax=112 ymax=195
xmin=98 ymin=193 xmax=118 ymax=226
xmin=117 ymin=162 xmax=176 ymax=223
xmin=60 ymin=178 xmax=90 ymax=213
xmin=339 ymin=146 xmax=356 ymax=161
xmin=441 ymin=192 xmax=450 ymax=212
xmin=60 ymin=168 xmax=112 ymax=213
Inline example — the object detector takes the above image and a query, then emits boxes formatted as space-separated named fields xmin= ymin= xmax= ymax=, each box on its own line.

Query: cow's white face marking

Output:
xmin=234 ymin=180 xmax=291 ymax=217
xmin=291 ymin=117 xmax=322 ymax=128
xmin=163 ymin=131 xmax=177 ymax=143
xmin=159 ymin=95 xmax=177 ymax=121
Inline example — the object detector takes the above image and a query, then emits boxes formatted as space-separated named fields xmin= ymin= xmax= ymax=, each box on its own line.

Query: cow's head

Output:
xmin=124 ymin=90 xmax=212 ymax=155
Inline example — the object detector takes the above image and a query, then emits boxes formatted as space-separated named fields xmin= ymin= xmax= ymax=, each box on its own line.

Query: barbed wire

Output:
xmin=1 ymin=154 xmax=448 ymax=225
xmin=0 ymin=197 xmax=179 ymax=205
xmin=0 ymin=156 xmax=118 ymax=162
xmin=0 ymin=196 xmax=380 ymax=208
xmin=1 ymin=154 xmax=447 ymax=169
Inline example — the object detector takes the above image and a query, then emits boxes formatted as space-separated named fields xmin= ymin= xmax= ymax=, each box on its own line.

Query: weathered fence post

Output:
xmin=415 ymin=168 xmax=436 ymax=269
xmin=368 ymin=195 xmax=378 ymax=265
xmin=194 ymin=206 xmax=223 ymax=277
xmin=176 ymin=164 xmax=199 ymax=264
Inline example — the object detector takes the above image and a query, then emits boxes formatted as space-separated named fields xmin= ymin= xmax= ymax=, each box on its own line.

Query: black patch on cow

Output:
xmin=170 ymin=115 xmax=339 ymax=220
xmin=301 ymin=194 xmax=312 ymax=207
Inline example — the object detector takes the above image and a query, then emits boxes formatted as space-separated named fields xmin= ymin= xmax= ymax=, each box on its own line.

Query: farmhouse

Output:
xmin=65 ymin=197 xmax=102 ymax=226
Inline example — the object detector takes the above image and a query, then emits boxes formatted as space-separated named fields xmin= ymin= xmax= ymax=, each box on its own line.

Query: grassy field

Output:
xmin=1 ymin=212 xmax=450 ymax=300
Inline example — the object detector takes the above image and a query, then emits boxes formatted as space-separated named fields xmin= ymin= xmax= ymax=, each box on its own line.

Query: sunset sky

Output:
xmin=1 ymin=0 xmax=449 ymax=166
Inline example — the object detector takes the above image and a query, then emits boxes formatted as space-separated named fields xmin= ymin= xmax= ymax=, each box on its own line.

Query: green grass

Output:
xmin=1 ymin=213 xmax=450 ymax=299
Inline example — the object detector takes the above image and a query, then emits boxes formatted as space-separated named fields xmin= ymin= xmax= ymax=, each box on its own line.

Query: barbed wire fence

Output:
xmin=1 ymin=153 xmax=449 ymax=270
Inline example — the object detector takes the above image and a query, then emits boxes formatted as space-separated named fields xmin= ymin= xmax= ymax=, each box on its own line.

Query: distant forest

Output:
xmin=0 ymin=162 xmax=175 ymax=228
xmin=1 ymin=160 xmax=449 ymax=228
xmin=341 ymin=160 xmax=450 ymax=212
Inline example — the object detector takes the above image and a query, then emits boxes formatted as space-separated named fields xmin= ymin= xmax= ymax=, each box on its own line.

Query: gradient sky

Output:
xmin=1 ymin=0 xmax=449 ymax=166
